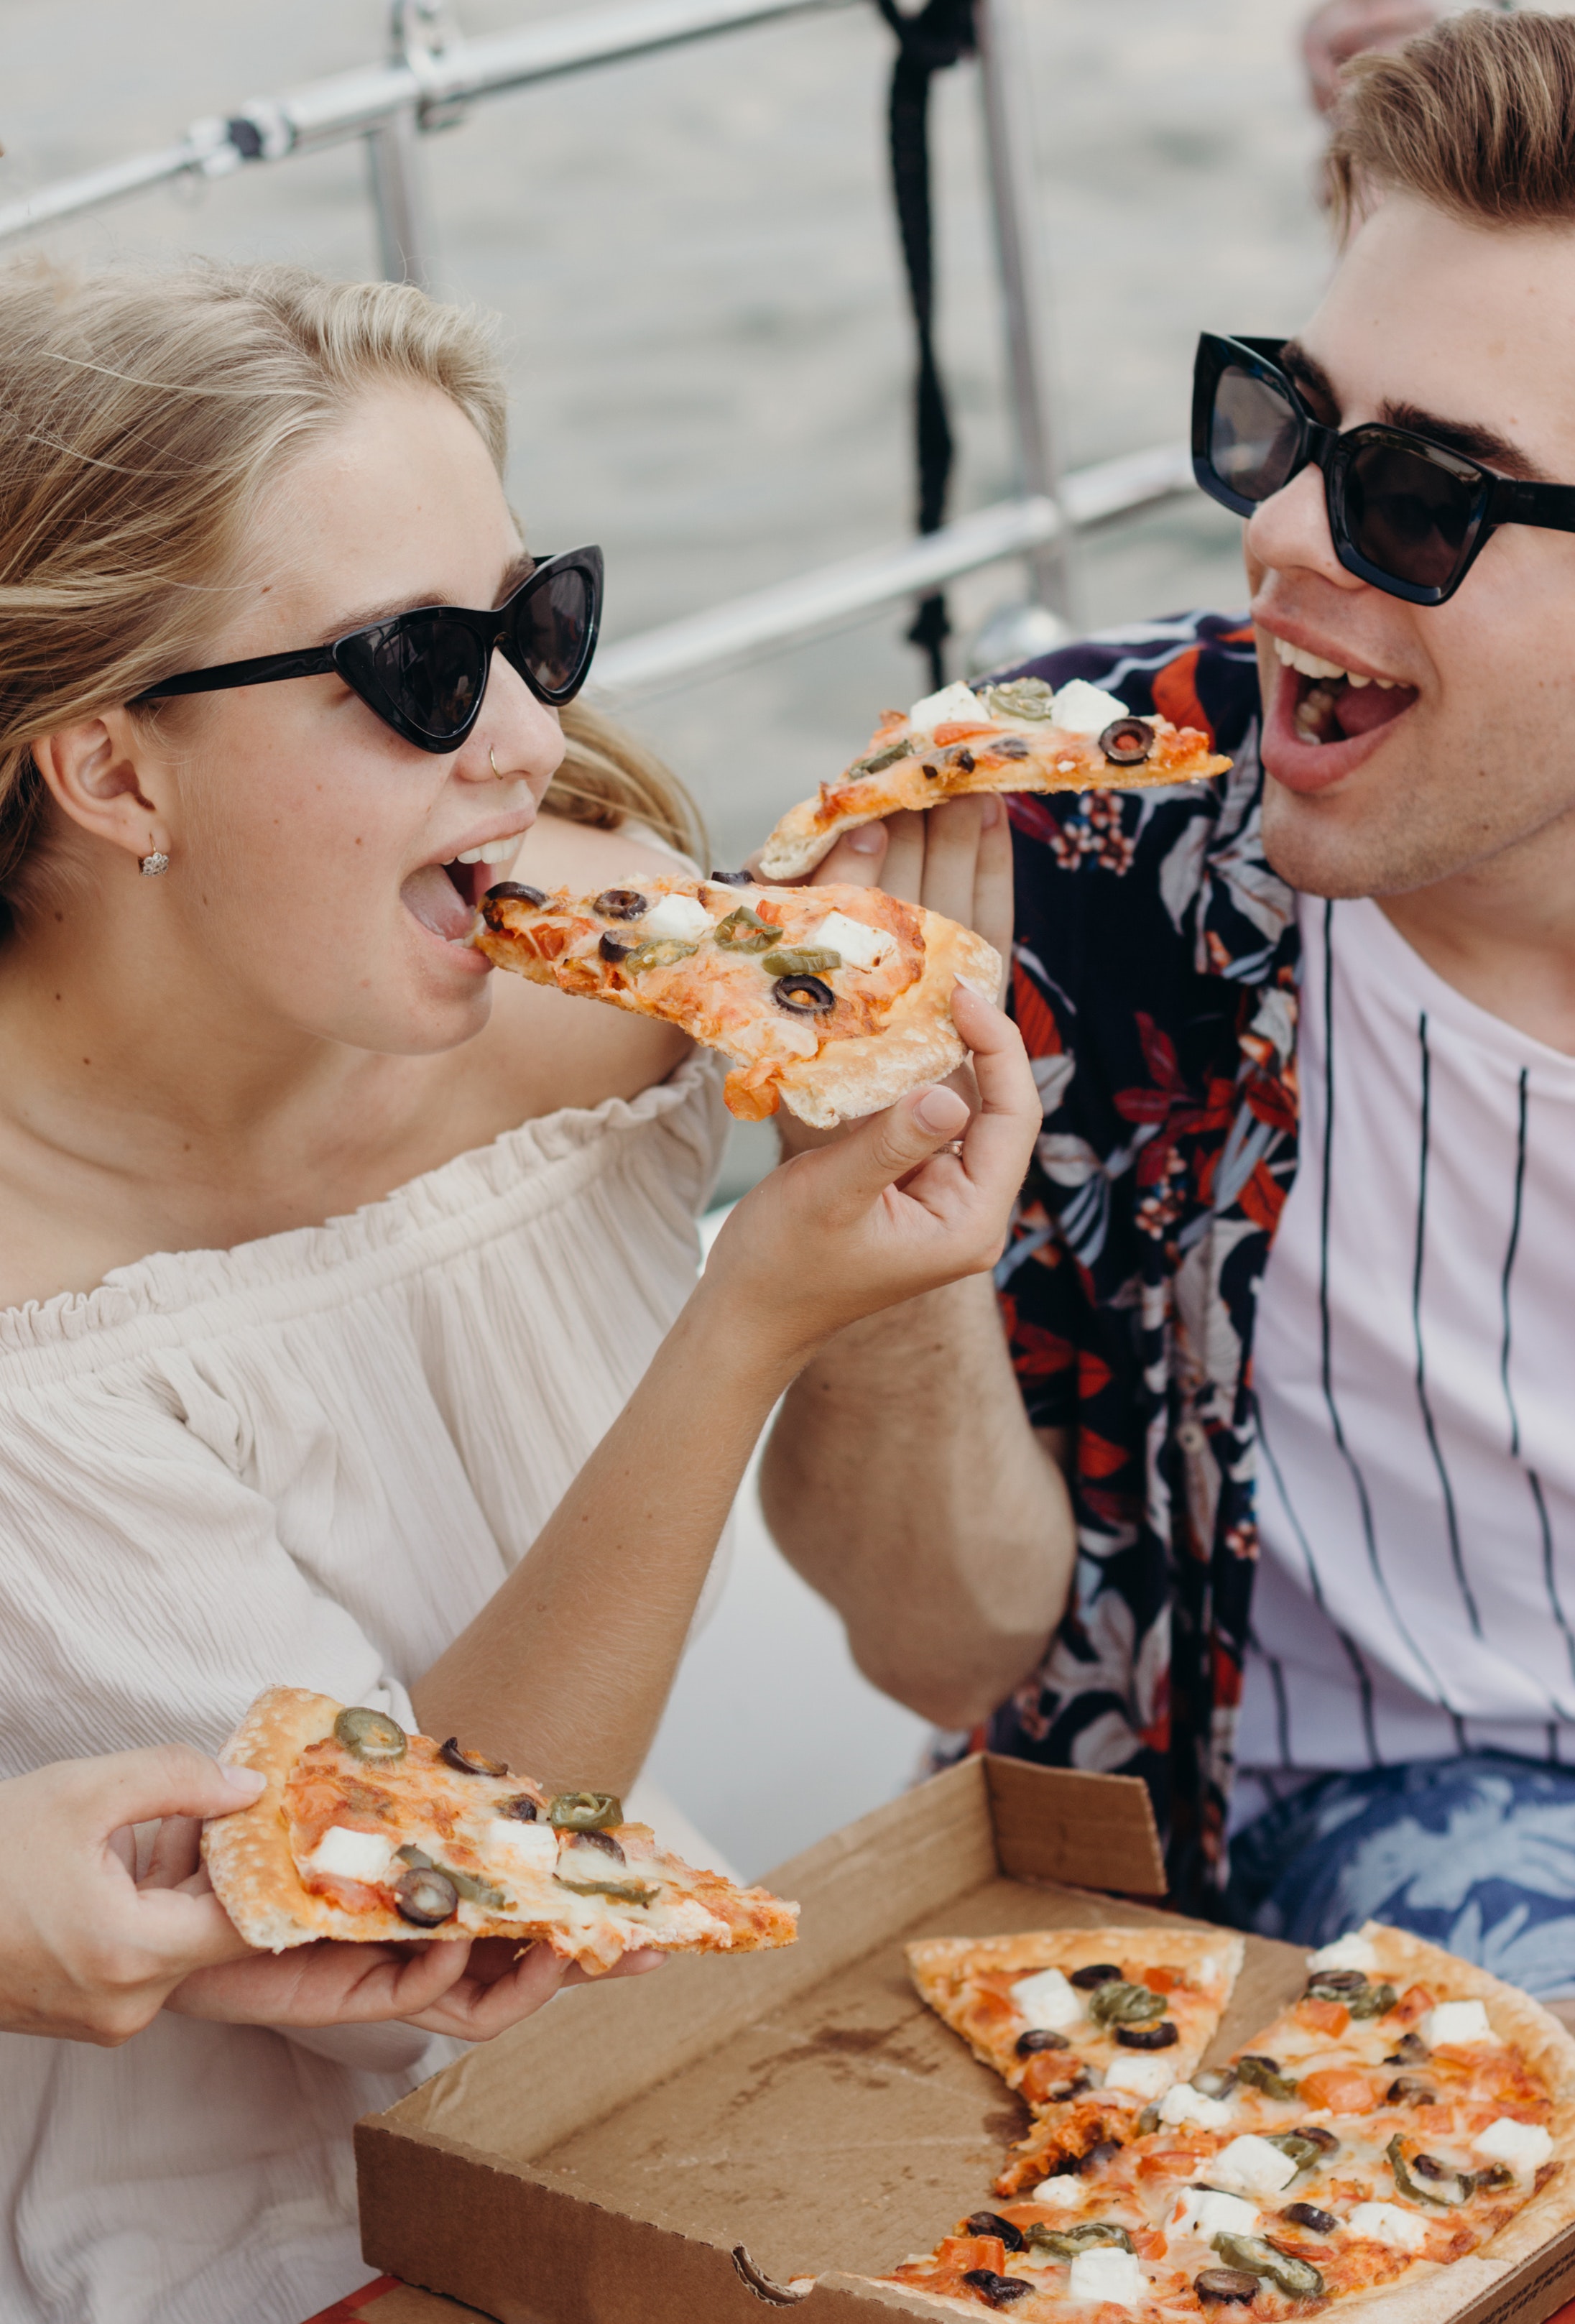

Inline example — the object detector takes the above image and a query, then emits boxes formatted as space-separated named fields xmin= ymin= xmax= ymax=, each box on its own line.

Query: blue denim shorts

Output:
xmin=1223 ymin=1756 xmax=1575 ymax=2001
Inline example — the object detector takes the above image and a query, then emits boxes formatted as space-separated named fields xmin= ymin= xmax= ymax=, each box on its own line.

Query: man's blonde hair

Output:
xmin=0 ymin=258 xmax=698 ymax=930
xmin=1328 ymin=9 xmax=1575 ymax=236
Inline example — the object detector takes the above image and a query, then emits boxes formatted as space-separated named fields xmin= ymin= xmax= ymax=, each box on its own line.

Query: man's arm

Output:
xmin=756 ymin=798 xmax=1075 ymax=1729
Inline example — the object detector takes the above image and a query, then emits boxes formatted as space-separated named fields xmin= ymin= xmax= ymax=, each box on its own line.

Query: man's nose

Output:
xmin=1246 ymin=460 xmax=1358 ymax=591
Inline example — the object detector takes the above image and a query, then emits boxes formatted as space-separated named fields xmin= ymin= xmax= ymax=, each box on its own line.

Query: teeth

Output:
xmin=1273 ymin=635 xmax=1399 ymax=690
xmin=454 ymin=837 xmax=519 ymax=865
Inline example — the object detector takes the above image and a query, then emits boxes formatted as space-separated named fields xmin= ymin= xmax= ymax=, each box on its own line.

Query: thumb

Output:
xmin=80 ymin=1744 xmax=267 ymax=1837
xmin=801 ymin=1082 xmax=970 ymax=1212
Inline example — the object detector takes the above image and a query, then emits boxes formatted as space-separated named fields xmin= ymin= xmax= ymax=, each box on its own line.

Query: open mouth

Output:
xmin=1273 ymin=636 xmax=1418 ymax=749
xmin=401 ymin=838 xmax=520 ymax=943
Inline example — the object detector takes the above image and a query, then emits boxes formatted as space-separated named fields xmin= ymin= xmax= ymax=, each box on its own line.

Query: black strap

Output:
xmin=873 ymin=0 xmax=977 ymax=689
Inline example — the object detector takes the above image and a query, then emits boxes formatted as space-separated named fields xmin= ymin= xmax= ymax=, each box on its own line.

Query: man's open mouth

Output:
xmin=1273 ymin=635 xmax=1418 ymax=747
xmin=401 ymin=839 xmax=520 ymax=942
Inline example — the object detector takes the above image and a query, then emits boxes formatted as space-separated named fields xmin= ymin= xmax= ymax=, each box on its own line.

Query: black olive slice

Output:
xmin=499 ymin=1794 xmax=540 ymax=1822
xmin=1080 ymin=2139 xmax=1122 ymax=2173
xmin=952 ymin=747 xmax=976 ymax=771
xmin=1117 ymin=2019 xmax=1179 ymax=2050
xmin=482 ymin=881 xmax=548 ymax=908
xmin=1387 ymin=2075 xmax=1436 ymax=2105
xmin=709 ymin=870 xmax=754 ymax=885
xmin=440 ymin=1737 xmax=509 ymax=1779
xmin=593 ymin=887 xmax=649 ymax=920
xmin=1070 ymin=1962 xmax=1122 ymax=1989
xmin=394 ymin=1866 xmax=459 ymax=1925
xmin=1281 ymin=2203 xmax=1337 ymax=2236
xmin=1413 ymin=2154 xmax=1448 ymax=2180
xmin=599 ymin=930 xmax=637 ymax=962
xmin=994 ymin=736 xmax=1031 ymax=760
xmin=1046 ymin=2068 xmax=1092 ymax=2101
xmin=1304 ymin=1968 xmax=1367 ymax=1996
xmin=772 ymin=973 xmax=836 ymax=1014
xmin=1195 ymin=2269 xmax=1259 ymax=2305
xmin=564 ymin=1828 xmax=627 ymax=1862
xmin=964 ymin=2213 xmax=1026 ymax=2253
xmin=1015 ymin=2028 xmax=1071 ymax=2056
xmin=961 ymin=2272 xmax=1033 ymax=2309
xmin=333 ymin=1706 xmax=407 ymax=1766
xmin=1099 ymin=716 xmax=1156 ymax=766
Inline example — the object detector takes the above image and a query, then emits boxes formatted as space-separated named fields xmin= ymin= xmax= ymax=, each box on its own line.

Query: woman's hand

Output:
xmin=701 ymin=980 xmax=1039 ymax=1365
xmin=0 ymin=1746 xmax=267 ymax=2044
xmin=168 ymin=1931 xmax=662 ymax=2041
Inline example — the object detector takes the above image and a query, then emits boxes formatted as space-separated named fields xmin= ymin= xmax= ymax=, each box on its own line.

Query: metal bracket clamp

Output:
xmin=392 ymin=0 xmax=472 ymax=132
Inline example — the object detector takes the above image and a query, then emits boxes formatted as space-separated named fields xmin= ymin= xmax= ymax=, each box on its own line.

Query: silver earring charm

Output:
xmin=139 ymin=851 xmax=170 ymax=877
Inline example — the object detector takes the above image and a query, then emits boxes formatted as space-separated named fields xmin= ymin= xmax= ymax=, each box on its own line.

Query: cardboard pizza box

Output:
xmin=354 ymin=1754 xmax=1575 ymax=2324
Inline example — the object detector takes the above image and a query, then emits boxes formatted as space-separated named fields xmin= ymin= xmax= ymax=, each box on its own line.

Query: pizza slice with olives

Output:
xmin=203 ymin=1687 xmax=797 ymax=1973
xmin=907 ymin=1928 xmax=1244 ymax=2120
xmin=473 ymin=872 xmax=999 ymax=1128
xmin=755 ymin=675 xmax=1232 ymax=882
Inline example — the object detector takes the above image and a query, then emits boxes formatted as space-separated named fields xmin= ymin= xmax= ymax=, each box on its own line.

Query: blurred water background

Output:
xmin=4 ymin=0 xmax=1331 ymax=1876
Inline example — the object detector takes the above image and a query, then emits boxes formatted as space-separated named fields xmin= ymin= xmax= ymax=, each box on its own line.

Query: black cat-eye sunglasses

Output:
xmin=1192 ymin=334 xmax=1575 ymax=606
xmin=135 ymin=545 xmax=603 ymax=753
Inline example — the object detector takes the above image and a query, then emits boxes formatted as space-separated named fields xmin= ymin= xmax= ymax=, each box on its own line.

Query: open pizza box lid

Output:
xmin=355 ymin=1754 xmax=1575 ymax=2324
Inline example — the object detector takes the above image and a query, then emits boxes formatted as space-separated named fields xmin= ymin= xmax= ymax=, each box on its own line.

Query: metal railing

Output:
xmin=0 ymin=0 xmax=1196 ymax=696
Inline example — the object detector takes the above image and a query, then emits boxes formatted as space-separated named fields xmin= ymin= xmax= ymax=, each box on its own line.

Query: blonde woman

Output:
xmin=0 ymin=259 xmax=1038 ymax=2324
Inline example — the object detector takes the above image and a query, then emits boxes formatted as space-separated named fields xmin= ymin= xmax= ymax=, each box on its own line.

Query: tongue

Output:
xmin=1334 ymin=681 xmax=1417 ymax=739
xmin=401 ymin=862 xmax=475 ymax=943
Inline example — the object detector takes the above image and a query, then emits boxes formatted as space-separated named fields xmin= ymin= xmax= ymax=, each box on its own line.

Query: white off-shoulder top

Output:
xmin=0 ymin=1054 xmax=726 ymax=2324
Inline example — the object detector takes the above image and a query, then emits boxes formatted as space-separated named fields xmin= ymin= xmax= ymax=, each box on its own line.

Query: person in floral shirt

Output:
xmin=767 ymin=13 xmax=1575 ymax=1995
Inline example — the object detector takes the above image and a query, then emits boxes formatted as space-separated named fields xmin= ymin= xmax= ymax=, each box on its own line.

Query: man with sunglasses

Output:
xmin=770 ymin=10 xmax=1575 ymax=1988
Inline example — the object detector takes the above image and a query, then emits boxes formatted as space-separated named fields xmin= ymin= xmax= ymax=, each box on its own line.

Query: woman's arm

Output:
xmin=412 ymin=986 xmax=1041 ymax=1790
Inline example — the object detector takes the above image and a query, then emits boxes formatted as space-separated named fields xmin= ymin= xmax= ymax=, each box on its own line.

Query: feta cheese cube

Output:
xmin=640 ymin=892 xmax=713 ymax=944
xmin=907 ymin=681 xmax=987 ymax=733
xmin=1170 ymin=2188 xmax=1260 ymax=2242
xmin=1011 ymin=1965 xmax=1083 ymax=2032
xmin=302 ymin=1825 xmax=397 ymax=1884
xmin=1348 ymin=2202 xmax=1428 ymax=2253
xmin=1473 ymin=2117 xmax=1553 ymax=2175
xmin=1159 ymin=2082 xmax=1234 ymax=2130
xmin=1029 ymin=2175 xmax=1087 ymax=2210
xmin=1048 ymin=678 xmax=1130 ymax=733
xmin=1307 ymin=1932 xmax=1380 ymax=1974
xmin=1068 ymin=2247 xmax=1145 ymax=2306
xmin=1211 ymin=2135 xmax=1300 ymax=2198
xmin=1102 ymin=2055 xmax=1176 ymax=2101
xmin=1422 ymin=1999 xmax=1497 ymax=2048
xmin=484 ymin=1817 xmax=559 ymax=1875
xmin=804 ymin=909 xmax=892 ymax=970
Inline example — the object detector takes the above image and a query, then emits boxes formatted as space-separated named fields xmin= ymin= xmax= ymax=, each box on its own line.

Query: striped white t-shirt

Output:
xmin=1234 ymin=893 xmax=1575 ymax=1827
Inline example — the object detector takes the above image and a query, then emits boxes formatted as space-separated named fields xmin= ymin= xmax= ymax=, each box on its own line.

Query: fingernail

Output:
xmin=980 ymin=796 xmax=1001 ymax=829
xmin=915 ymin=1089 xmax=960 ymax=1132
xmin=221 ymin=1763 xmax=266 ymax=1797
xmin=847 ymin=825 xmax=884 ymax=854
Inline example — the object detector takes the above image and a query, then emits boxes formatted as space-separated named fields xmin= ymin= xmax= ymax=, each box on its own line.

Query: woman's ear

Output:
xmin=29 ymin=714 xmax=172 ymax=868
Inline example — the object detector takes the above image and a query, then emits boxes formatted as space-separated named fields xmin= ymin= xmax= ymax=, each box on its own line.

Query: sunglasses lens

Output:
xmin=1208 ymin=361 xmax=1303 ymax=502
xmin=345 ymin=614 xmax=487 ymax=742
xmin=509 ymin=562 xmax=597 ymax=700
xmin=1342 ymin=438 xmax=1477 ymax=593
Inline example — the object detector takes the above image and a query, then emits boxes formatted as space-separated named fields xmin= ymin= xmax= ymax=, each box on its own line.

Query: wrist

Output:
xmin=684 ymin=1261 xmax=824 ymax=1391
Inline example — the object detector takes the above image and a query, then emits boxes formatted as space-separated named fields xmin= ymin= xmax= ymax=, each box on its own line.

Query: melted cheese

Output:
xmin=1103 ymin=2055 xmax=1176 ymax=2101
xmin=1423 ymin=1999 xmax=1497 ymax=2047
xmin=1011 ymin=1966 xmax=1083 ymax=2031
xmin=1029 ymin=2175 xmax=1088 ymax=2210
xmin=1067 ymin=2247 xmax=1145 ymax=2306
xmin=907 ymin=681 xmax=986 ymax=733
xmin=640 ymin=892 xmax=713 ymax=943
xmin=1159 ymin=2081 xmax=1234 ymax=2129
xmin=302 ymin=1826 xmax=397 ymax=1883
xmin=1170 ymin=2188 xmax=1259 ymax=2241
xmin=1348 ymin=2202 xmax=1428 ymax=2252
xmin=1307 ymin=1932 xmax=1380 ymax=1974
xmin=805 ymin=909 xmax=892 ymax=969
xmin=1211 ymin=2134 xmax=1300 ymax=2197
xmin=1474 ymin=2117 xmax=1552 ymax=2174
xmin=484 ymin=1817 xmax=560 ymax=1875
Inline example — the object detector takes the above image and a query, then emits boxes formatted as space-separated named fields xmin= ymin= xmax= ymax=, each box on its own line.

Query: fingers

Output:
xmin=793 ymin=1079 xmax=972 ymax=1222
xmin=802 ymin=821 xmax=888 ymax=889
xmin=78 ymin=1745 xmax=265 ymax=1840
xmin=914 ymin=796 xmax=991 ymax=928
xmin=950 ymin=985 xmax=1041 ymax=1197
xmin=140 ymin=1813 xmax=203 ymax=1891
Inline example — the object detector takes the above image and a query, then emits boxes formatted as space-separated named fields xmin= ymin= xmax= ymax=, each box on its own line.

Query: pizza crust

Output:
xmin=773 ymin=913 xmax=999 ymax=1128
xmin=202 ymin=1685 xmax=377 ymax=1951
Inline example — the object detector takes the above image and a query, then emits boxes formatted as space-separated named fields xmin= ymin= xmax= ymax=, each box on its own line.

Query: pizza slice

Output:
xmin=203 ymin=1687 xmax=798 ymax=1973
xmin=908 ymin=1927 xmax=1244 ymax=2118
xmin=756 ymin=675 xmax=1232 ymax=881
xmin=474 ymin=872 xmax=999 ymax=1128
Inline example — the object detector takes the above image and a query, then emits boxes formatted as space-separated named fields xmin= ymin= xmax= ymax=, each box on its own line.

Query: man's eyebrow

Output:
xmin=1281 ymin=338 xmax=1550 ymax=481
xmin=310 ymin=552 xmax=534 ymax=645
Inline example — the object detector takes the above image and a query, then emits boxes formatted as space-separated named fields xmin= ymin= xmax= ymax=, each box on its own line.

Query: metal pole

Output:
xmin=974 ymin=0 xmax=1073 ymax=618
xmin=366 ymin=109 xmax=431 ymax=287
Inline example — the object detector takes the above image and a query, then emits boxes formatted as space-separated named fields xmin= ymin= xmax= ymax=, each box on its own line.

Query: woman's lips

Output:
xmin=1262 ymin=660 xmax=1418 ymax=795
xmin=400 ymin=862 xmax=479 ymax=943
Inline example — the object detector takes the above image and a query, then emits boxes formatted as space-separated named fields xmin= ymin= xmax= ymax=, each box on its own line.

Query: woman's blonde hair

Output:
xmin=0 ymin=257 xmax=701 ymax=932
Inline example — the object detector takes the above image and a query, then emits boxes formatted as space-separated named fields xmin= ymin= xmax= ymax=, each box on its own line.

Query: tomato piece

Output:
xmin=1390 ymin=1984 xmax=1436 ymax=2027
xmin=1296 ymin=1996 xmax=1352 ymax=2037
xmin=1299 ymin=2067 xmax=1385 ymax=2115
xmin=934 ymin=2236 xmax=1006 ymax=2274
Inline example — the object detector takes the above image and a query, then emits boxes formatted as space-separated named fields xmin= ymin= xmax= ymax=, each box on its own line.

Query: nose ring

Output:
xmin=489 ymin=749 xmax=509 ymax=781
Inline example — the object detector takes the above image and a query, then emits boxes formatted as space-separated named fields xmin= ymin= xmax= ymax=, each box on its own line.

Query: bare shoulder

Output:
xmin=473 ymin=815 xmax=693 ymax=1112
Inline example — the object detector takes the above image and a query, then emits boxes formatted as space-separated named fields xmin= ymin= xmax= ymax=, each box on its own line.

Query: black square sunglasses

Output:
xmin=135 ymin=545 xmax=603 ymax=753
xmin=1192 ymin=333 xmax=1575 ymax=606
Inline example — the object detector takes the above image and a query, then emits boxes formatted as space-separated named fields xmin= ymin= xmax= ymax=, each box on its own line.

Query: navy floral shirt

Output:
xmin=978 ymin=612 xmax=1300 ymax=1912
